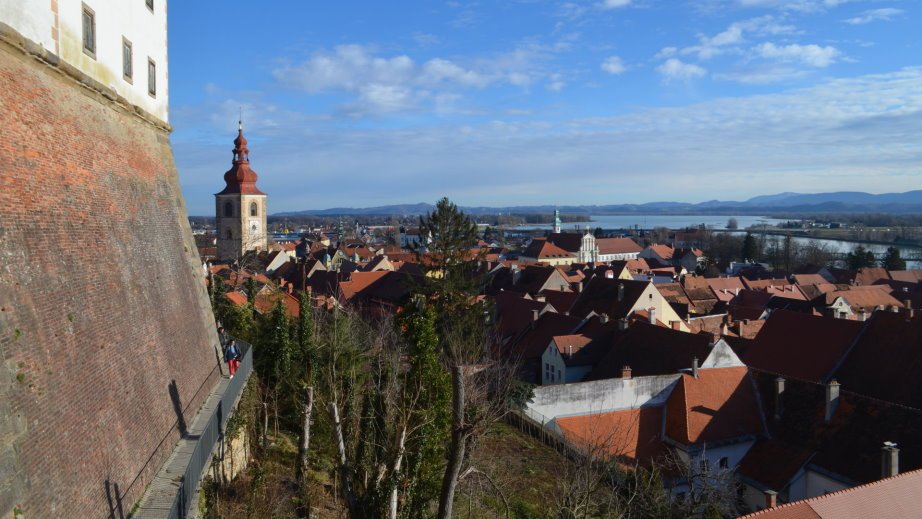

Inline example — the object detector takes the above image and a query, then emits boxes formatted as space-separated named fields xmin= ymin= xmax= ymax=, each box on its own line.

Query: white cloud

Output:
xmin=599 ymin=0 xmax=631 ymax=9
xmin=736 ymin=0 xmax=852 ymax=12
xmin=657 ymin=58 xmax=707 ymax=80
xmin=547 ymin=73 xmax=566 ymax=91
xmin=755 ymin=42 xmax=841 ymax=67
xmin=843 ymin=8 xmax=903 ymax=25
xmin=601 ymin=56 xmax=627 ymax=75
xmin=679 ymin=16 xmax=799 ymax=60
xmin=273 ymin=44 xmax=550 ymax=115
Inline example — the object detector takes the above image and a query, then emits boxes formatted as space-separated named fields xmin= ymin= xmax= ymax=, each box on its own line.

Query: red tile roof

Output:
xmin=551 ymin=334 xmax=593 ymax=356
xmin=739 ymin=469 xmax=922 ymax=519
xmin=736 ymin=439 xmax=814 ymax=492
xmin=664 ymin=366 xmax=763 ymax=445
xmin=591 ymin=322 xmax=714 ymax=380
xmin=646 ymin=244 xmax=675 ymax=260
xmin=597 ymin=237 xmax=642 ymax=255
xmin=522 ymin=238 xmax=572 ymax=259
xmin=743 ymin=310 xmax=863 ymax=383
xmin=556 ymin=407 xmax=668 ymax=466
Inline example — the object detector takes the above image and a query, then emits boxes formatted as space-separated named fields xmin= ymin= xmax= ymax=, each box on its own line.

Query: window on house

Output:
xmin=147 ymin=58 xmax=156 ymax=97
xmin=122 ymin=38 xmax=133 ymax=81
xmin=719 ymin=457 xmax=729 ymax=469
xmin=82 ymin=5 xmax=96 ymax=58
xmin=224 ymin=202 xmax=233 ymax=217
xmin=558 ymin=369 xmax=562 ymax=380
xmin=250 ymin=202 xmax=258 ymax=217
xmin=146 ymin=0 xmax=154 ymax=12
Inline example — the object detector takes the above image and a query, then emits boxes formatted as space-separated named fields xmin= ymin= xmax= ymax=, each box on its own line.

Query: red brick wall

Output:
xmin=0 ymin=41 xmax=222 ymax=518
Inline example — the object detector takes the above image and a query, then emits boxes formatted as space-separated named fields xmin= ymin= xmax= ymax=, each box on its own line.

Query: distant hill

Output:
xmin=272 ymin=190 xmax=922 ymax=217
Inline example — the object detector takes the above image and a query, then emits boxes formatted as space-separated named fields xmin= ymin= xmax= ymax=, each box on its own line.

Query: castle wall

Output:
xmin=0 ymin=29 xmax=220 ymax=518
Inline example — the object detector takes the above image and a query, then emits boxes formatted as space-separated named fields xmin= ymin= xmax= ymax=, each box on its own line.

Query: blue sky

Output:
xmin=168 ymin=0 xmax=921 ymax=215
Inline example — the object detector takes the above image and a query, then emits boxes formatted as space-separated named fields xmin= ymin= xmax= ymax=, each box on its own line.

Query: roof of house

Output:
xmin=225 ymin=291 xmax=248 ymax=306
xmin=743 ymin=310 xmax=864 ymax=383
xmin=539 ymin=289 xmax=579 ymax=314
xmin=546 ymin=232 xmax=585 ymax=253
xmin=494 ymin=290 xmax=551 ymax=340
xmin=664 ymin=366 xmax=763 ymax=445
xmin=522 ymin=238 xmax=572 ymax=259
xmin=508 ymin=311 xmax=582 ymax=361
xmin=513 ymin=265 xmax=571 ymax=294
xmin=738 ymin=469 xmax=922 ymax=519
xmin=645 ymin=244 xmax=675 ymax=260
xmin=736 ymin=439 xmax=814 ymax=492
xmin=832 ymin=311 xmax=922 ymax=409
xmin=555 ymin=407 xmax=668 ymax=466
xmin=550 ymin=334 xmax=594 ymax=365
xmin=854 ymin=267 xmax=891 ymax=287
xmin=597 ymin=237 xmax=643 ymax=255
xmin=707 ymin=277 xmax=746 ymax=302
xmin=888 ymin=270 xmax=922 ymax=283
xmin=568 ymin=277 xmax=652 ymax=320
xmin=793 ymin=274 xmax=831 ymax=286
xmin=743 ymin=278 xmax=792 ymax=290
xmin=751 ymin=369 xmax=922 ymax=487
xmin=821 ymin=287 xmax=903 ymax=312
xmin=253 ymin=290 xmax=301 ymax=318
xmin=590 ymin=322 xmax=716 ymax=380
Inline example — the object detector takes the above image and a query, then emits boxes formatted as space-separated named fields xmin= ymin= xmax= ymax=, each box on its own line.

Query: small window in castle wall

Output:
xmin=122 ymin=38 xmax=133 ymax=82
xmin=148 ymin=58 xmax=157 ymax=97
xmin=82 ymin=4 xmax=96 ymax=58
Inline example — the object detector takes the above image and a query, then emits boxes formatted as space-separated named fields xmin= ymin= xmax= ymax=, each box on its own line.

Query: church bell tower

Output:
xmin=216 ymin=120 xmax=268 ymax=261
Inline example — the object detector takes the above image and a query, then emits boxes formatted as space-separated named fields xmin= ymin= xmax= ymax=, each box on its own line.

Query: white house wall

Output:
xmin=526 ymin=374 xmax=680 ymax=422
xmin=0 ymin=0 xmax=170 ymax=123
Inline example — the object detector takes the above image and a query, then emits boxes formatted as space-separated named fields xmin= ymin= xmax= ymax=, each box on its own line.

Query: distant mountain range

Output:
xmin=272 ymin=190 xmax=922 ymax=216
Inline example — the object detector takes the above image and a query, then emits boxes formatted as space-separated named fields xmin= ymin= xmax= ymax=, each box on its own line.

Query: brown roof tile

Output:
xmin=665 ymin=366 xmax=763 ymax=445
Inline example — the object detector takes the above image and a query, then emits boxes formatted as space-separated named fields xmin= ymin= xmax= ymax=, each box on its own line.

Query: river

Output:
xmin=511 ymin=214 xmax=921 ymax=269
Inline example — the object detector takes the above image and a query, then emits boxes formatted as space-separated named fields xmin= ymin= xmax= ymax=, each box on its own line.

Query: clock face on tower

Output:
xmin=249 ymin=219 xmax=259 ymax=233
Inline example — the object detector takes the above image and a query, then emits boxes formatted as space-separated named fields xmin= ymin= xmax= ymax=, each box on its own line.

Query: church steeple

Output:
xmin=553 ymin=208 xmax=562 ymax=234
xmin=217 ymin=120 xmax=264 ymax=195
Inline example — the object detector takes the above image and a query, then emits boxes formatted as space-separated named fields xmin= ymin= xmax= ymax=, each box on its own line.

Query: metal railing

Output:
xmin=167 ymin=340 xmax=253 ymax=519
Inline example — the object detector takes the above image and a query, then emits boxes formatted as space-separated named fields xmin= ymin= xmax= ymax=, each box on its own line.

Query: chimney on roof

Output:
xmin=532 ymin=309 xmax=540 ymax=322
xmin=617 ymin=283 xmax=625 ymax=301
xmin=692 ymin=357 xmax=699 ymax=379
xmin=882 ymin=442 xmax=900 ymax=478
xmin=561 ymin=284 xmax=567 ymax=292
xmin=891 ymin=305 xmax=900 ymax=313
xmin=606 ymin=270 xmax=614 ymax=279
xmin=577 ymin=281 xmax=583 ymax=293
xmin=764 ymin=490 xmax=778 ymax=510
xmin=535 ymin=294 xmax=546 ymax=303
xmin=709 ymin=332 xmax=720 ymax=346
xmin=618 ymin=318 xmax=630 ymax=331
xmin=774 ymin=377 xmax=785 ymax=420
xmin=621 ymin=365 xmax=632 ymax=379
xmin=567 ymin=344 xmax=573 ymax=358
xmin=600 ymin=313 xmax=610 ymax=324
xmin=671 ymin=320 xmax=681 ymax=330
xmin=905 ymin=299 xmax=913 ymax=310
xmin=825 ymin=379 xmax=840 ymax=424
xmin=857 ymin=309 xmax=868 ymax=322
xmin=648 ymin=307 xmax=656 ymax=324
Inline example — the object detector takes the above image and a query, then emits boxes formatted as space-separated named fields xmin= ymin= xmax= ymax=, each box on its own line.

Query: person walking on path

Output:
xmin=224 ymin=339 xmax=241 ymax=378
